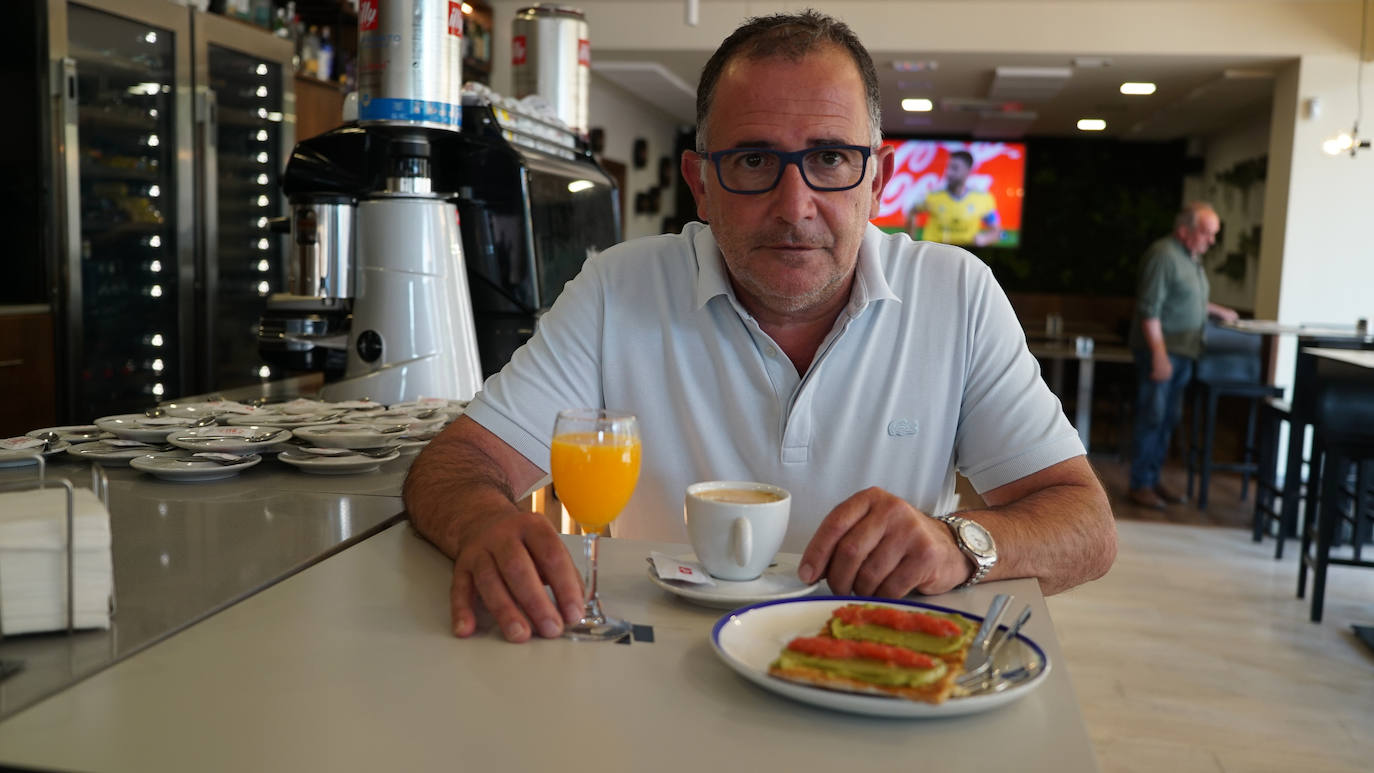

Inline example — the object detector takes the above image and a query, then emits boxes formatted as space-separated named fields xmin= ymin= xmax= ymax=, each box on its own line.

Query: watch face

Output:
xmin=959 ymin=522 xmax=993 ymax=553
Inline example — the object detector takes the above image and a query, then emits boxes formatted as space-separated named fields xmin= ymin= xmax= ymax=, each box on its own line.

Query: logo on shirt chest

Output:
xmin=886 ymin=419 xmax=920 ymax=438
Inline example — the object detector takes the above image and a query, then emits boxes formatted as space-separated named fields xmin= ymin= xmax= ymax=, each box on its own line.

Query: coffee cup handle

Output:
xmin=731 ymin=517 xmax=752 ymax=568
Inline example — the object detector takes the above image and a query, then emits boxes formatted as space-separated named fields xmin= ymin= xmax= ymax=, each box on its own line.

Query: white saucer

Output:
xmin=94 ymin=414 xmax=199 ymax=442
xmin=277 ymin=447 xmax=399 ymax=474
xmin=130 ymin=452 xmax=262 ymax=482
xmin=258 ymin=398 xmax=329 ymax=415
xmin=156 ymin=400 xmax=258 ymax=419
xmin=225 ymin=412 xmax=342 ymax=429
xmin=66 ymin=440 xmax=183 ymax=467
xmin=0 ymin=439 xmax=70 ymax=468
xmin=647 ymin=553 xmax=822 ymax=609
xmin=351 ymin=412 xmax=447 ymax=431
xmin=291 ymin=423 xmax=408 ymax=449
xmin=166 ymin=425 xmax=292 ymax=454
xmin=26 ymin=425 xmax=114 ymax=444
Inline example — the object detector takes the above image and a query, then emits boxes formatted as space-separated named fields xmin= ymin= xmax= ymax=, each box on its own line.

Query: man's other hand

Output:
xmin=798 ymin=487 xmax=969 ymax=597
xmin=450 ymin=509 xmax=585 ymax=643
xmin=1150 ymin=351 xmax=1173 ymax=382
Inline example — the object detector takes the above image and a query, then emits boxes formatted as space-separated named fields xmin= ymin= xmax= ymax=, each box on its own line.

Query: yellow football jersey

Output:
xmin=921 ymin=190 xmax=999 ymax=245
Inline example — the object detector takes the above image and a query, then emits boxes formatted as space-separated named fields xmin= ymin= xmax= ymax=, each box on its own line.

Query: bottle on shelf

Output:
xmin=251 ymin=0 xmax=272 ymax=29
xmin=301 ymin=25 xmax=321 ymax=79
xmin=318 ymin=27 xmax=334 ymax=83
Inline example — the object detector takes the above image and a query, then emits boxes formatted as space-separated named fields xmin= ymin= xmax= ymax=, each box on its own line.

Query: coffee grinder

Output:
xmin=259 ymin=0 xmax=483 ymax=404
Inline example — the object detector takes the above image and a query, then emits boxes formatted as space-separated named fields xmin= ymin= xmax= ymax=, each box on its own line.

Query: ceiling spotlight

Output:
xmin=1077 ymin=118 xmax=1107 ymax=131
xmin=901 ymin=98 xmax=934 ymax=112
xmin=1120 ymin=82 xmax=1157 ymax=95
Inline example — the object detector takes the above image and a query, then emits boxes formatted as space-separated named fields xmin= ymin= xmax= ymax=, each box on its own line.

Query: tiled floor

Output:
xmin=1048 ymin=459 xmax=1374 ymax=773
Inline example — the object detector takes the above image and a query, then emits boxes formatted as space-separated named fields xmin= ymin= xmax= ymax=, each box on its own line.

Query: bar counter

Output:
xmin=0 ymin=524 xmax=1099 ymax=772
xmin=0 ymin=452 xmax=411 ymax=719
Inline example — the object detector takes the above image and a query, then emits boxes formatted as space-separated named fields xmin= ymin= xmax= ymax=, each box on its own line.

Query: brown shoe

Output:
xmin=1154 ymin=484 xmax=1187 ymax=505
xmin=1128 ymin=487 xmax=1166 ymax=509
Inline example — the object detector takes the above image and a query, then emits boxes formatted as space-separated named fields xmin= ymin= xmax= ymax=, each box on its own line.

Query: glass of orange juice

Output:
xmin=551 ymin=408 xmax=641 ymax=641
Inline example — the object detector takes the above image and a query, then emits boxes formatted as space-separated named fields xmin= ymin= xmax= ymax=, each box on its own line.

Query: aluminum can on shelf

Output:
xmin=511 ymin=5 xmax=589 ymax=134
xmin=357 ymin=0 xmax=464 ymax=131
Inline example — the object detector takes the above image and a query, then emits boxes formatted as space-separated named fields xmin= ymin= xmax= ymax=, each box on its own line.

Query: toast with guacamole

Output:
xmin=767 ymin=604 xmax=978 ymax=704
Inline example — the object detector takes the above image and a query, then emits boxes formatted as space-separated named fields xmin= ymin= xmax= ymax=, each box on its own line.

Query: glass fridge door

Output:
xmin=67 ymin=4 xmax=190 ymax=417
xmin=204 ymin=42 xmax=288 ymax=390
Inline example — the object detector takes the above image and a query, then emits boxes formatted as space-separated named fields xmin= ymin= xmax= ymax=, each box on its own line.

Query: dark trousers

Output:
xmin=1130 ymin=351 xmax=1194 ymax=491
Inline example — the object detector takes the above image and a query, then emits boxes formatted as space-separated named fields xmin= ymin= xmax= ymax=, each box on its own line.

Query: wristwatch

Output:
xmin=933 ymin=514 xmax=997 ymax=588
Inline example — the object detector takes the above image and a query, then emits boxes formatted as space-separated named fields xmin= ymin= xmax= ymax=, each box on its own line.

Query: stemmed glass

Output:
xmin=550 ymin=409 xmax=641 ymax=641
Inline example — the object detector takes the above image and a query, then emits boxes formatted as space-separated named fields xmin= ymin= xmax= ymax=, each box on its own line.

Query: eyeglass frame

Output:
xmin=696 ymin=144 xmax=876 ymax=195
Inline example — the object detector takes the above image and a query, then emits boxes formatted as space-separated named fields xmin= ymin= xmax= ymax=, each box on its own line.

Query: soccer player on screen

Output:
xmin=917 ymin=151 xmax=1002 ymax=247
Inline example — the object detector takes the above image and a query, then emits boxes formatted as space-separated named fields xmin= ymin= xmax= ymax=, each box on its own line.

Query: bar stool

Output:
xmin=1296 ymin=356 xmax=1374 ymax=623
xmin=1257 ymin=338 xmax=1374 ymax=558
xmin=1186 ymin=322 xmax=1282 ymax=509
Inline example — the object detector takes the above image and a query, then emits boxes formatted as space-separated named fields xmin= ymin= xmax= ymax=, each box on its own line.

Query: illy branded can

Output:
xmin=511 ymin=5 xmax=589 ymax=134
xmin=358 ymin=0 xmax=464 ymax=131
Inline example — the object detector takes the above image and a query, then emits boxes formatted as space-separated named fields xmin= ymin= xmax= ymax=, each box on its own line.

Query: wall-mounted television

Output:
xmin=873 ymin=140 xmax=1026 ymax=248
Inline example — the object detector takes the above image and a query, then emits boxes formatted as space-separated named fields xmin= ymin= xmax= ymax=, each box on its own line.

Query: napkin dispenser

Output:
xmin=0 ymin=468 xmax=114 ymax=636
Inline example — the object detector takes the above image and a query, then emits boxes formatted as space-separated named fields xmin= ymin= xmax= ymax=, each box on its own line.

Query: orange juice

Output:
xmin=551 ymin=431 xmax=642 ymax=529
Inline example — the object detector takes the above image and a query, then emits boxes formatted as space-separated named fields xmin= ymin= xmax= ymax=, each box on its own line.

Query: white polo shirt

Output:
xmin=465 ymin=222 xmax=1083 ymax=552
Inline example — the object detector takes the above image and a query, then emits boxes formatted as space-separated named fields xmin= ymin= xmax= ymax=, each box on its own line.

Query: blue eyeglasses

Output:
xmin=699 ymin=145 xmax=874 ymax=194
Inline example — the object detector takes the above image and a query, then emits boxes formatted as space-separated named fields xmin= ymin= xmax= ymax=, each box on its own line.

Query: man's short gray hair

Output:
xmin=694 ymin=10 xmax=883 ymax=152
xmin=1175 ymin=202 xmax=1217 ymax=230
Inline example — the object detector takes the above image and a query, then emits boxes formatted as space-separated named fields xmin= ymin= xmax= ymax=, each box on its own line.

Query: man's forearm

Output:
xmin=970 ymin=485 xmax=1114 ymax=595
xmin=403 ymin=418 xmax=541 ymax=559
xmin=1141 ymin=316 xmax=1167 ymax=359
xmin=961 ymin=458 xmax=1116 ymax=595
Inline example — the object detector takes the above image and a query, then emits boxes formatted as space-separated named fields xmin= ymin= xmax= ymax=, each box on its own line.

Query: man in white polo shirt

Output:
xmin=405 ymin=11 xmax=1116 ymax=643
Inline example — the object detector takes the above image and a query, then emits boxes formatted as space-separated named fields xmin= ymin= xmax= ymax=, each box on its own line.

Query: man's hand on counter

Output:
xmin=450 ymin=507 xmax=585 ymax=642
xmin=404 ymin=415 xmax=581 ymax=643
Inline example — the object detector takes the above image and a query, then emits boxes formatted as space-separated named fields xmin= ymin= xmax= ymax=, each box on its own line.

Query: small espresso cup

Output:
xmin=684 ymin=481 xmax=791 ymax=581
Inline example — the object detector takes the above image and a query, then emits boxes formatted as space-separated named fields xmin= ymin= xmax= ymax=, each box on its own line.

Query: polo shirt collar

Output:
xmin=693 ymin=223 xmax=901 ymax=312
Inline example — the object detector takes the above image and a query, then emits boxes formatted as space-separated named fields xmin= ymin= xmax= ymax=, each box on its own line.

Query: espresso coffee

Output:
xmin=694 ymin=488 xmax=784 ymax=505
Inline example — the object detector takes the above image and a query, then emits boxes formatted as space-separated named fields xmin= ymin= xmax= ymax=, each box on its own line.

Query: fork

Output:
xmin=959 ymin=605 xmax=1033 ymax=690
xmin=956 ymin=594 xmax=1011 ymax=688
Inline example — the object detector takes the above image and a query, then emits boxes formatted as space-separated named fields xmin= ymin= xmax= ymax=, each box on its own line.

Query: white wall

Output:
xmin=588 ymin=74 xmax=687 ymax=240
xmin=1183 ymin=112 xmax=1273 ymax=312
xmin=1261 ymin=53 xmax=1374 ymax=393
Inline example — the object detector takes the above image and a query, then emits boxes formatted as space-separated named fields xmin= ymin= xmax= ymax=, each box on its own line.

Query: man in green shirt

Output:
xmin=1128 ymin=202 xmax=1238 ymax=508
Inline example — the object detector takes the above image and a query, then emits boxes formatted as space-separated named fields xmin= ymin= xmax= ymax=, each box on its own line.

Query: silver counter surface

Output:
xmin=0 ymin=453 xmax=411 ymax=719
xmin=0 ymin=526 xmax=1098 ymax=773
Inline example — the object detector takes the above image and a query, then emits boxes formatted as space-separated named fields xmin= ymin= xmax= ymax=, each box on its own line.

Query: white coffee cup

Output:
xmin=684 ymin=481 xmax=791 ymax=581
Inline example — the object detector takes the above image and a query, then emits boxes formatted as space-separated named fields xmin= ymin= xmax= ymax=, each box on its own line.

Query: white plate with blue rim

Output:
xmin=131 ymin=451 xmax=262 ymax=482
xmin=0 ymin=437 xmax=70 ymax=468
xmin=710 ymin=596 xmax=1051 ymax=718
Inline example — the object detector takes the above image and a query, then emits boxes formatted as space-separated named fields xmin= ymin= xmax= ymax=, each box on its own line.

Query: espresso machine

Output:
xmin=259 ymin=0 xmax=618 ymax=403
